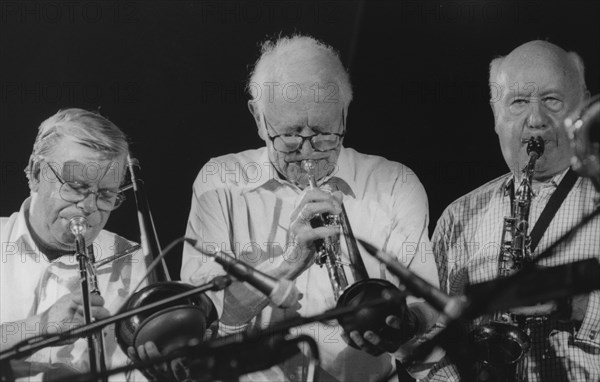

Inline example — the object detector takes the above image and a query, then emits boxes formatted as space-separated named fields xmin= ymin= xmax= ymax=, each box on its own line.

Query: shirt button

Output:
xmin=590 ymin=330 xmax=597 ymax=340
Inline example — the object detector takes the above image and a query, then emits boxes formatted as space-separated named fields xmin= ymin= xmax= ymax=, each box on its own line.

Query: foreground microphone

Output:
xmin=188 ymin=239 xmax=298 ymax=308
xmin=358 ymin=239 xmax=468 ymax=321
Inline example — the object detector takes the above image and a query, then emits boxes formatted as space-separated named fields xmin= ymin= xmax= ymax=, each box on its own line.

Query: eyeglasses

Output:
xmin=45 ymin=161 xmax=128 ymax=211
xmin=263 ymin=110 xmax=346 ymax=154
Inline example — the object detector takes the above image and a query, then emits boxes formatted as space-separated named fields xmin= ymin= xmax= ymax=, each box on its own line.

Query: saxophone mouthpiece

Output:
xmin=526 ymin=137 xmax=545 ymax=159
xmin=68 ymin=216 xmax=88 ymax=236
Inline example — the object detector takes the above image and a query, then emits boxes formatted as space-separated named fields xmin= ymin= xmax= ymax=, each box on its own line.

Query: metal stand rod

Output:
xmin=0 ymin=276 xmax=231 ymax=363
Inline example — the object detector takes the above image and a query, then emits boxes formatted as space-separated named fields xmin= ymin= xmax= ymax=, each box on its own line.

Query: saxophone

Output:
xmin=469 ymin=136 xmax=544 ymax=382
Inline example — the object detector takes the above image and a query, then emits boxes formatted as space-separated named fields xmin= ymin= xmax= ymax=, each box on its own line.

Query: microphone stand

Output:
xmin=359 ymin=203 xmax=600 ymax=382
xmin=0 ymin=276 xmax=231 ymax=364
xmin=74 ymin=234 xmax=106 ymax=382
xmin=69 ymin=216 xmax=107 ymax=382
xmin=55 ymin=334 xmax=321 ymax=382
xmin=48 ymin=293 xmax=400 ymax=382
xmin=0 ymin=359 xmax=14 ymax=382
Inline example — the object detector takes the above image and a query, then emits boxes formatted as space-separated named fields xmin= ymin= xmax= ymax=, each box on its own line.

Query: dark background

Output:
xmin=2 ymin=0 xmax=599 ymax=278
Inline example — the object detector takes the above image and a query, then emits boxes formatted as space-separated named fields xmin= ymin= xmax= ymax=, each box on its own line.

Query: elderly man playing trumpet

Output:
xmin=180 ymin=34 xmax=442 ymax=382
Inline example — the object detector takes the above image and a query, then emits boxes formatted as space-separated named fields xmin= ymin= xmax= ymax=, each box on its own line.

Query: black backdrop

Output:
xmin=1 ymin=0 xmax=599 ymax=278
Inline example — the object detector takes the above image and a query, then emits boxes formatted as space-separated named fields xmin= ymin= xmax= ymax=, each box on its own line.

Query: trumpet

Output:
xmin=301 ymin=160 xmax=409 ymax=352
xmin=565 ymin=94 xmax=600 ymax=191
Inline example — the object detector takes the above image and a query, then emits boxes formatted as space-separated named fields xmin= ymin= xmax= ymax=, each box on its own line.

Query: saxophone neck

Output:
xmin=514 ymin=137 xmax=545 ymax=200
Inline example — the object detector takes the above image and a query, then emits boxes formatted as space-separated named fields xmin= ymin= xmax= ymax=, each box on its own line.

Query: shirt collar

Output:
xmin=244 ymin=146 xmax=357 ymax=198
xmin=12 ymin=197 xmax=47 ymax=262
xmin=503 ymin=167 xmax=570 ymax=195
xmin=13 ymin=197 xmax=80 ymax=266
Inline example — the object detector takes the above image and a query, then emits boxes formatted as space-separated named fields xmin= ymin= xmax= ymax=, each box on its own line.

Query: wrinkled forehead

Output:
xmin=59 ymin=159 xmax=126 ymax=185
xmin=496 ymin=52 xmax=579 ymax=98
xmin=262 ymin=88 xmax=344 ymax=128
xmin=46 ymin=138 xmax=127 ymax=185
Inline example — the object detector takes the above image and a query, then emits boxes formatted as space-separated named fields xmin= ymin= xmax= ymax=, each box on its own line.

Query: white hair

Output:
xmin=246 ymin=34 xmax=353 ymax=111
xmin=25 ymin=108 xmax=129 ymax=187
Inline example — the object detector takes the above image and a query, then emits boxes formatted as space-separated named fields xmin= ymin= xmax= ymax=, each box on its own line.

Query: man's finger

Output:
xmin=364 ymin=331 xmax=381 ymax=346
xmin=295 ymin=226 xmax=340 ymax=245
xmin=349 ymin=330 xmax=382 ymax=356
xmin=144 ymin=342 xmax=168 ymax=374
xmin=349 ymin=330 xmax=366 ymax=348
xmin=385 ymin=315 xmax=401 ymax=329
xmin=127 ymin=347 xmax=140 ymax=362
xmin=172 ymin=358 xmax=191 ymax=381
xmin=88 ymin=294 xmax=105 ymax=306
xmin=91 ymin=307 xmax=111 ymax=320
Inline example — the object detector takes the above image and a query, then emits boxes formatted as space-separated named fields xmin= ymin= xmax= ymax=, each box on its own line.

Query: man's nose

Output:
xmin=299 ymin=138 xmax=314 ymax=156
xmin=77 ymin=193 xmax=99 ymax=214
xmin=527 ymin=101 xmax=551 ymax=130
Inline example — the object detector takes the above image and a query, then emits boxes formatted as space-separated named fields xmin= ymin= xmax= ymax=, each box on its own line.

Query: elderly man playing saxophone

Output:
xmin=179 ymin=34 xmax=442 ymax=381
xmin=428 ymin=40 xmax=600 ymax=381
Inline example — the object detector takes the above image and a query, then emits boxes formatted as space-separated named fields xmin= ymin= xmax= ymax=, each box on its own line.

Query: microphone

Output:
xmin=358 ymin=239 xmax=468 ymax=321
xmin=466 ymin=258 xmax=600 ymax=315
xmin=188 ymin=239 xmax=298 ymax=308
xmin=361 ymin=239 xmax=600 ymax=324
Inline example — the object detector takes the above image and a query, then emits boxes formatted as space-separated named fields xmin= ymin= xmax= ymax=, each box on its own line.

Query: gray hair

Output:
xmin=488 ymin=49 xmax=587 ymax=100
xmin=246 ymin=34 xmax=353 ymax=111
xmin=25 ymin=108 xmax=129 ymax=186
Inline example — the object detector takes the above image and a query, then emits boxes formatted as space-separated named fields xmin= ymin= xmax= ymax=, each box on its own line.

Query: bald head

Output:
xmin=489 ymin=40 xmax=589 ymax=181
xmin=247 ymin=35 xmax=353 ymax=113
xmin=489 ymin=40 xmax=587 ymax=101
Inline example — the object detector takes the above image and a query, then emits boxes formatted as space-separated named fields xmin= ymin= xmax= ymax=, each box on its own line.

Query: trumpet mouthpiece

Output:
xmin=69 ymin=216 xmax=88 ymax=236
xmin=301 ymin=159 xmax=316 ymax=172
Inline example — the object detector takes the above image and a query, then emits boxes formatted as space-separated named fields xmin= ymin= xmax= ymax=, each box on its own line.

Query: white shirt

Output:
xmin=1 ymin=198 xmax=149 ymax=381
xmin=181 ymin=146 xmax=439 ymax=382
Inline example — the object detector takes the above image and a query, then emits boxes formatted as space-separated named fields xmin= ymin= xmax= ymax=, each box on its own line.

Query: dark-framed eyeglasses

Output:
xmin=263 ymin=109 xmax=346 ymax=154
xmin=44 ymin=160 xmax=129 ymax=211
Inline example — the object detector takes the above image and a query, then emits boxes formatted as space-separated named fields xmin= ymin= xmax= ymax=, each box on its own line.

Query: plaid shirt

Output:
xmin=426 ymin=170 xmax=600 ymax=382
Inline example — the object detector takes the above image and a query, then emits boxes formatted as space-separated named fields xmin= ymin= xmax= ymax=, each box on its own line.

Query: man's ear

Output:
xmin=28 ymin=160 xmax=41 ymax=192
xmin=584 ymin=89 xmax=591 ymax=102
xmin=248 ymin=100 xmax=266 ymax=141
xmin=490 ymin=101 xmax=500 ymax=134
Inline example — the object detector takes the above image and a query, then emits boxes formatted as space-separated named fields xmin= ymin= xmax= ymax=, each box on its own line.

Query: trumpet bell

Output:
xmin=565 ymin=95 xmax=600 ymax=190
xmin=337 ymin=279 xmax=407 ymax=353
xmin=116 ymin=281 xmax=217 ymax=356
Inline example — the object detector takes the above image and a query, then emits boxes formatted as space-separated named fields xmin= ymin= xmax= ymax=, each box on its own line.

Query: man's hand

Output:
xmin=39 ymin=292 xmax=110 ymax=341
xmin=509 ymin=301 xmax=558 ymax=316
xmin=128 ymin=342 xmax=191 ymax=382
xmin=282 ymin=188 xmax=343 ymax=279
xmin=343 ymin=313 xmax=420 ymax=357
